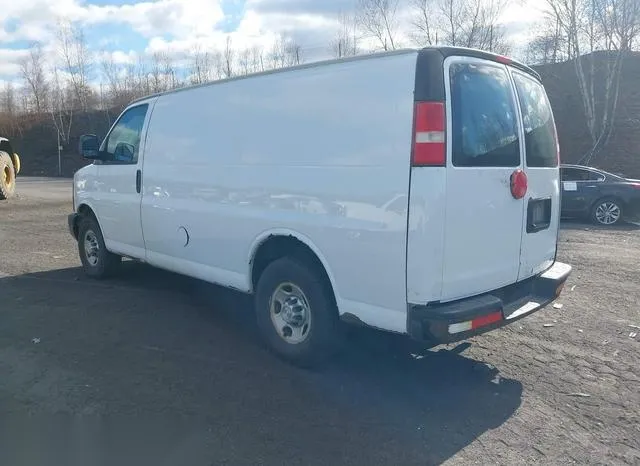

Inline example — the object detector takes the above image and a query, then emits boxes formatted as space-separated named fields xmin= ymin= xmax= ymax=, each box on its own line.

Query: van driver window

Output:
xmin=102 ymin=104 xmax=149 ymax=164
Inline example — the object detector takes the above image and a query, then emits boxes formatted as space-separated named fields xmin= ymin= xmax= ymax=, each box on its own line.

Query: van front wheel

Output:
xmin=77 ymin=215 xmax=121 ymax=279
xmin=255 ymin=257 xmax=342 ymax=367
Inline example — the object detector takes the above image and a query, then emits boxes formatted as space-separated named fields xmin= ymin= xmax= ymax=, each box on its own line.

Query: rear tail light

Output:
xmin=510 ymin=169 xmax=528 ymax=199
xmin=412 ymin=102 xmax=446 ymax=166
xmin=496 ymin=55 xmax=512 ymax=65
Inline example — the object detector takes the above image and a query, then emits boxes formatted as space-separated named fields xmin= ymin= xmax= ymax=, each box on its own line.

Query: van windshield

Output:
xmin=512 ymin=73 xmax=558 ymax=168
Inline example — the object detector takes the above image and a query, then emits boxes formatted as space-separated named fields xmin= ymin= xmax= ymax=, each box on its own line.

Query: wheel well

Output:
xmin=73 ymin=204 xmax=96 ymax=237
xmin=251 ymin=235 xmax=335 ymax=300
xmin=78 ymin=204 xmax=95 ymax=217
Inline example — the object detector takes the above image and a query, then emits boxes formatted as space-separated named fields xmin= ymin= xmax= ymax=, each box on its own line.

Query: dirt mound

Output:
xmin=534 ymin=52 xmax=640 ymax=177
xmin=7 ymin=110 xmax=115 ymax=178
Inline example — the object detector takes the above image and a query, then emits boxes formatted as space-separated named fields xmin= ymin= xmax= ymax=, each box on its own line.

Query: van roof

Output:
xmin=428 ymin=46 xmax=540 ymax=80
xmin=129 ymin=46 xmax=540 ymax=106
xmin=129 ymin=48 xmax=416 ymax=105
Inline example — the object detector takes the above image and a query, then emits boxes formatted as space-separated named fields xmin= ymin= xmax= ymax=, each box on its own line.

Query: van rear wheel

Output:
xmin=255 ymin=257 xmax=342 ymax=367
xmin=77 ymin=215 xmax=121 ymax=279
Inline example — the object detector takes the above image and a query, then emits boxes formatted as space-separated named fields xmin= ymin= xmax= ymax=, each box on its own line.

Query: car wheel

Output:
xmin=591 ymin=198 xmax=623 ymax=226
xmin=77 ymin=214 xmax=121 ymax=278
xmin=255 ymin=257 xmax=343 ymax=367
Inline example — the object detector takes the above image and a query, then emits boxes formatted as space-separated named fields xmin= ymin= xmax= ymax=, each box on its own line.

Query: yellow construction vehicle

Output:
xmin=0 ymin=137 xmax=21 ymax=200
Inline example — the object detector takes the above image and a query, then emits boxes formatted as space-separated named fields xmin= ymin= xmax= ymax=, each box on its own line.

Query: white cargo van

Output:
xmin=69 ymin=47 xmax=571 ymax=366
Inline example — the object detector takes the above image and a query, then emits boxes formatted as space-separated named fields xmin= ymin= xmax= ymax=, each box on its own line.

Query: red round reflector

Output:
xmin=510 ymin=169 xmax=528 ymax=199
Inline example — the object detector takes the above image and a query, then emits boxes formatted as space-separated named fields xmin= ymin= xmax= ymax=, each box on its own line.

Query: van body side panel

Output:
xmin=406 ymin=49 xmax=448 ymax=305
xmin=406 ymin=170 xmax=447 ymax=304
xmin=140 ymin=52 xmax=418 ymax=333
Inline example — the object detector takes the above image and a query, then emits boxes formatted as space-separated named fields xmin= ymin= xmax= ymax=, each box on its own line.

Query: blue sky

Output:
xmin=0 ymin=0 xmax=544 ymax=85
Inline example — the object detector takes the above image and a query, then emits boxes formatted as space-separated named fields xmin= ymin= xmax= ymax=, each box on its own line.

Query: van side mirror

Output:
xmin=79 ymin=134 xmax=100 ymax=159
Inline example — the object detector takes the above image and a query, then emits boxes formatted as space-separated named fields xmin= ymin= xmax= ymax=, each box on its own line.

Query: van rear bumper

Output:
xmin=407 ymin=261 xmax=572 ymax=344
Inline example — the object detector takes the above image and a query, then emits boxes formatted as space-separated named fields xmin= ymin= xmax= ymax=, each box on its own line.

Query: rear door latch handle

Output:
xmin=136 ymin=169 xmax=141 ymax=193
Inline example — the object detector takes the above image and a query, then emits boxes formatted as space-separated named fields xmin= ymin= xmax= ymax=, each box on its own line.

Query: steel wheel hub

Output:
xmin=84 ymin=230 xmax=100 ymax=266
xmin=596 ymin=202 xmax=621 ymax=225
xmin=270 ymin=282 xmax=311 ymax=344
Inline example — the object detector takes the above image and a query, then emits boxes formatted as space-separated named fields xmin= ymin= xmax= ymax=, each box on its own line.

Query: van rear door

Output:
xmin=511 ymin=71 xmax=561 ymax=280
xmin=440 ymin=57 xmax=526 ymax=302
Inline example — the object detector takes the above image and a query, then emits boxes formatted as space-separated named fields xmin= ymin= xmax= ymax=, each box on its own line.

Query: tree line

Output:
xmin=1 ymin=0 xmax=639 ymax=164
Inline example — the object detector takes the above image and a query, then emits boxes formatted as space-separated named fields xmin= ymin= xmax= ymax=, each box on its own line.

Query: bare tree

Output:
xmin=135 ymin=56 xmax=151 ymax=97
xmin=161 ymin=53 xmax=180 ymax=89
xmin=101 ymin=55 xmax=119 ymax=99
xmin=269 ymin=37 xmax=304 ymax=68
xmin=251 ymin=45 xmax=266 ymax=72
xmin=267 ymin=37 xmax=287 ymax=68
xmin=0 ymin=83 xmax=23 ymax=137
xmin=464 ymin=0 xmax=511 ymax=53
xmin=546 ymin=0 xmax=640 ymax=164
xmin=189 ymin=44 xmax=214 ymax=84
xmin=356 ymin=0 xmax=400 ymax=50
xmin=20 ymin=43 xmax=49 ymax=114
xmin=439 ymin=0 xmax=465 ymax=46
xmin=122 ymin=63 xmax=138 ymax=98
xmin=150 ymin=52 xmax=167 ymax=93
xmin=101 ymin=54 xmax=132 ymax=109
xmin=411 ymin=0 xmax=511 ymax=53
xmin=238 ymin=46 xmax=266 ymax=75
xmin=50 ymin=67 xmax=73 ymax=145
xmin=331 ymin=12 xmax=360 ymax=58
xmin=56 ymin=20 xmax=93 ymax=112
xmin=526 ymin=16 xmax=567 ymax=64
xmin=270 ymin=39 xmax=286 ymax=68
xmin=238 ymin=48 xmax=252 ymax=75
xmin=0 ymin=83 xmax=18 ymax=115
xmin=410 ymin=0 xmax=437 ymax=45
xmin=285 ymin=40 xmax=304 ymax=65
xmin=223 ymin=36 xmax=235 ymax=78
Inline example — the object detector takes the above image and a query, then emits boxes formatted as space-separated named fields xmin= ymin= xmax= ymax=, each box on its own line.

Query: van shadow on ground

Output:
xmin=0 ymin=263 xmax=523 ymax=466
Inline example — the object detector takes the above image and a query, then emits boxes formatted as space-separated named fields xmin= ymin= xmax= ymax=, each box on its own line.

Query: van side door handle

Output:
xmin=136 ymin=169 xmax=141 ymax=193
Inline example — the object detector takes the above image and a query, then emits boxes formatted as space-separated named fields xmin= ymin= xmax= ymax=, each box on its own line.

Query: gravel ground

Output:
xmin=0 ymin=179 xmax=639 ymax=466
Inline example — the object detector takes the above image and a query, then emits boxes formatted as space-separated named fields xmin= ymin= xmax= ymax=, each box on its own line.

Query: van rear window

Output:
xmin=450 ymin=63 xmax=520 ymax=167
xmin=513 ymin=73 xmax=559 ymax=168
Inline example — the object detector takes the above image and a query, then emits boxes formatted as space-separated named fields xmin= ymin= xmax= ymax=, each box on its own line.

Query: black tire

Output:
xmin=77 ymin=214 xmax=121 ymax=279
xmin=0 ymin=151 xmax=16 ymax=200
xmin=255 ymin=257 xmax=343 ymax=367
xmin=591 ymin=197 xmax=623 ymax=226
